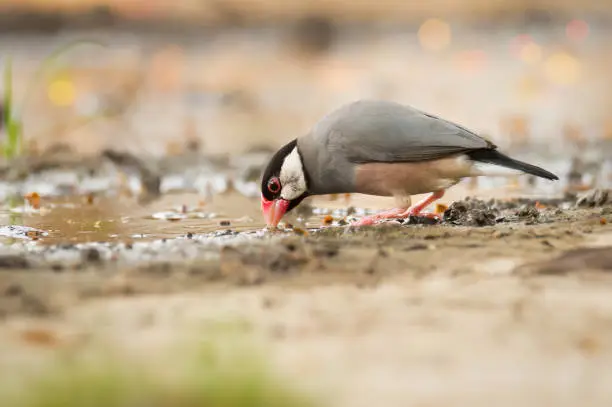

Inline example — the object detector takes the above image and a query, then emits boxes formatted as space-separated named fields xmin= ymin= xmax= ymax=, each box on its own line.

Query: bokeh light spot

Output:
xmin=519 ymin=42 xmax=542 ymax=64
xmin=510 ymin=34 xmax=533 ymax=58
xmin=48 ymin=78 xmax=76 ymax=107
xmin=453 ymin=50 xmax=488 ymax=74
xmin=510 ymin=34 xmax=543 ymax=65
xmin=418 ymin=18 xmax=451 ymax=52
xmin=544 ymin=52 xmax=580 ymax=85
xmin=566 ymin=19 xmax=589 ymax=42
xmin=516 ymin=75 xmax=545 ymax=100
xmin=150 ymin=44 xmax=185 ymax=92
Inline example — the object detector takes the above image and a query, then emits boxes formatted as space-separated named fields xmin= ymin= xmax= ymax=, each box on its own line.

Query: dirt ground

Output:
xmin=1 ymin=17 xmax=612 ymax=406
xmin=1 ymin=190 xmax=612 ymax=407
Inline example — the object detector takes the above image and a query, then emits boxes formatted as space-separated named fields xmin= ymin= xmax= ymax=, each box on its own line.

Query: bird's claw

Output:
xmin=350 ymin=216 xmax=378 ymax=227
xmin=352 ymin=209 xmax=442 ymax=226
xmin=350 ymin=208 xmax=405 ymax=227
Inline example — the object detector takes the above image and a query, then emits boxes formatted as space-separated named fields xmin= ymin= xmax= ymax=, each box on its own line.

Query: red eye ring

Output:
xmin=267 ymin=178 xmax=281 ymax=193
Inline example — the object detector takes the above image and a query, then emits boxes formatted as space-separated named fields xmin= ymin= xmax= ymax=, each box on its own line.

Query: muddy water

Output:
xmin=0 ymin=152 xmax=605 ymax=246
xmin=0 ymin=193 xmax=261 ymax=245
xmin=1 ymin=23 xmax=612 ymax=407
xmin=0 ymin=175 xmax=589 ymax=245
xmin=0 ymin=178 xmax=552 ymax=244
xmin=0 ymin=22 xmax=610 ymax=245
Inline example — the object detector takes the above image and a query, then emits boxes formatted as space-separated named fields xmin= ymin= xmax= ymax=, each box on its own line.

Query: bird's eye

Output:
xmin=267 ymin=178 xmax=281 ymax=194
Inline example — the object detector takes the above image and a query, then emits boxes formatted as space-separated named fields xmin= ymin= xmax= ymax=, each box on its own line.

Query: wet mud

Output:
xmin=1 ymin=142 xmax=612 ymax=407
xmin=1 ymin=188 xmax=611 ymax=319
xmin=2 ymin=21 xmax=612 ymax=407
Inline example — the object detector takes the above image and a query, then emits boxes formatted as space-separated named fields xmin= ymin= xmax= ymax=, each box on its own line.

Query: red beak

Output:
xmin=261 ymin=196 xmax=289 ymax=228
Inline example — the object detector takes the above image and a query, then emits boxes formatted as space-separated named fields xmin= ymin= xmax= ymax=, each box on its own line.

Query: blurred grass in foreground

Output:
xmin=1 ymin=325 xmax=318 ymax=407
xmin=1 ymin=40 xmax=104 ymax=160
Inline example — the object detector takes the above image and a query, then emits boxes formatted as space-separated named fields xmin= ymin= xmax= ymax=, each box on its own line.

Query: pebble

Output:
xmin=4 ymin=284 xmax=23 ymax=296
xmin=0 ymin=254 xmax=30 ymax=269
xmin=82 ymin=248 xmax=102 ymax=264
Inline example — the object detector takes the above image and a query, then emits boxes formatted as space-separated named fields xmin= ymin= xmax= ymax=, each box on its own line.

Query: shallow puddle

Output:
xmin=0 ymin=193 xmax=266 ymax=245
xmin=0 ymin=186 xmax=571 ymax=246
xmin=0 ymin=153 xmax=606 ymax=246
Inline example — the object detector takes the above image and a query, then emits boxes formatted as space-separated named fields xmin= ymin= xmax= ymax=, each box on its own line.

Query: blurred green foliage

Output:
xmin=1 ymin=325 xmax=318 ymax=407
xmin=1 ymin=40 xmax=104 ymax=159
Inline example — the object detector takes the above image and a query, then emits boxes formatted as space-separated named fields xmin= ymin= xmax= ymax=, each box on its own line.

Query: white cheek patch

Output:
xmin=279 ymin=147 xmax=307 ymax=200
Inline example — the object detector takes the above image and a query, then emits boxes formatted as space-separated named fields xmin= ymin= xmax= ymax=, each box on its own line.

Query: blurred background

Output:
xmin=2 ymin=5 xmax=612 ymax=407
xmin=1 ymin=0 xmax=611 ymax=159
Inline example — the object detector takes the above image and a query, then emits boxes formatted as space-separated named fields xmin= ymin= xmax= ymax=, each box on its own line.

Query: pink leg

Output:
xmin=402 ymin=190 xmax=445 ymax=218
xmin=351 ymin=207 xmax=407 ymax=226
xmin=352 ymin=190 xmax=445 ymax=226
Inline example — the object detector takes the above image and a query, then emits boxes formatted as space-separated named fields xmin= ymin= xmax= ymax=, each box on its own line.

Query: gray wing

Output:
xmin=311 ymin=100 xmax=495 ymax=164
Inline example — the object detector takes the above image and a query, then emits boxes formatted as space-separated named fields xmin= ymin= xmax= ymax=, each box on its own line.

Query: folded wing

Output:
xmin=313 ymin=100 xmax=495 ymax=164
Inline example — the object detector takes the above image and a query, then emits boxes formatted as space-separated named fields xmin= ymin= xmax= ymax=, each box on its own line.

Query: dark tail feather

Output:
xmin=467 ymin=149 xmax=559 ymax=181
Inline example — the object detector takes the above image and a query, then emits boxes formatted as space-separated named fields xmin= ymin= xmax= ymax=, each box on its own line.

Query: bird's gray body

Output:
xmin=297 ymin=100 xmax=494 ymax=196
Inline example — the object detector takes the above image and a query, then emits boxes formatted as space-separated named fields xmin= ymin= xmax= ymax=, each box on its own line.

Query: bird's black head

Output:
xmin=260 ymin=138 xmax=310 ymax=227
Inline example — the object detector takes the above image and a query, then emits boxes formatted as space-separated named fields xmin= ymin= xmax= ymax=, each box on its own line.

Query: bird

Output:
xmin=260 ymin=100 xmax=558 ymax=228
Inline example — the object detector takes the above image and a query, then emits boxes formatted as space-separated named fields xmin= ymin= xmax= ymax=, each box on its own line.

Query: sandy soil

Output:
xmin=1 ymin=19 xmax=612 ymax=407
xmin=1 ymin=194 xmax=612 ymax=407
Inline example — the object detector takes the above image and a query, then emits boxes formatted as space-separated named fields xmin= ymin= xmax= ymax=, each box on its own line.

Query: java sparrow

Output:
xmin=260 ymin=100 xmax=558 ymax=227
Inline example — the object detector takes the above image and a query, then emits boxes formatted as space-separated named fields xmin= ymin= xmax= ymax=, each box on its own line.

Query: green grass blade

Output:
xmin=2 ymin=57 xmax=18 ymax=158
xmin=6 ymin=119 xmax=22 ymax=158
xmin=3 ymin=56 xmax=13 ymax=127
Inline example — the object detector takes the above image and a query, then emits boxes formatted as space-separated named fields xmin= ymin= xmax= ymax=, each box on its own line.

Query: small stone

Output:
xmin=402 ymin=243 xmax=428 ymax=251
xmin=51 ymin=264 xmax=64 ymax=273
xmin=577 ymin=189 xmax=611 ymax=208
xmin=516 ymin=204 xmax=539 ymax=219
xmin=82 ymin=248 xmax=102 ymax=264
xmin=214 ymin=230 xmax=236 ymax=237
xmin=262 ymin=296 xmax=276 ymax=309
xmin=219 ymin=220 xmax=231 ymax=226
xmin=313 ymin=242 xmax=340 ymax=257
xmin=405 ymin=215 xmax=440 ymax=225
xmin=0 ymin=255 xmax=30 ymax=269
xmin=21 ymin=294 xmax=51 ymax=316
xmin=4 ymin=284 xmax=23 ymax=297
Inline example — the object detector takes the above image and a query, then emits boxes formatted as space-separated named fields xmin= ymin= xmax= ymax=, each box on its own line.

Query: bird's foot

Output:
xmin=352 ymin=207 xmax=442 ymax=226
xmin=352 ymin=191 xmax=446 ymax=226
xmin=351 ymin=208 xmax=406 ymax=226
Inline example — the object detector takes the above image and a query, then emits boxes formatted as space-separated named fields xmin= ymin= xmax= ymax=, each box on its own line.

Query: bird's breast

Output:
xmin=354 ymin=155 xmax=475 ymax=197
